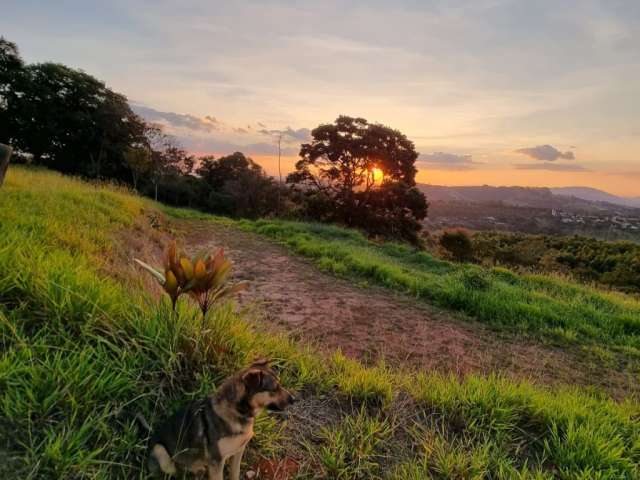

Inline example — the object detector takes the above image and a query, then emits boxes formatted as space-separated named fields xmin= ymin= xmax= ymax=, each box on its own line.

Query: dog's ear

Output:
xmin=251 ymin=358 xmax=269 ymax=367
xmin=242 ymin=368 xmax=264 ymax=390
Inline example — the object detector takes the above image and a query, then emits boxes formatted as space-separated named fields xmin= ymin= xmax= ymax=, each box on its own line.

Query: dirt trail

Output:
xmin=172 ymin=219 xmax=637 ymax=397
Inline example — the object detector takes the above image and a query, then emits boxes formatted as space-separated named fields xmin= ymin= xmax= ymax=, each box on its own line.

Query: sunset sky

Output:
xmin=4 ymin=1 xmax=640 ymax=196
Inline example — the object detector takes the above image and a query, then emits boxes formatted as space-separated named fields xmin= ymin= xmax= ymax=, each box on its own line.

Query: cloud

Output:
xmin=259 ymin=127 xmax=311 ymax=143
xmin=515 ymin=144 xmax=575 ymax=161
xmin=177 ymin=137 xmax=298 ymax=157
xmin=204 ymin=115 xmax=222 ymax=126
xmin=513 ymin=163 xmax=589 ymax=172
xmin=132 ymin=104 xmax=221 ymax=133
xmin=418 ymin=152 xmax=479 ymax=170
xmin=131 ymin=103 xmax=304 ymax=156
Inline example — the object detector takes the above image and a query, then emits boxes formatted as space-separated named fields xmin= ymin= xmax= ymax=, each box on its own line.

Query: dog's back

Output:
xmin=148 ymin=398 xmax=232 ymax=476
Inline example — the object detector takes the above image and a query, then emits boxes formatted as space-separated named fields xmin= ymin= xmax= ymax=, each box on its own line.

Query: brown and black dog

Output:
xmin=144 ymin=360 xmax=295 ymax=479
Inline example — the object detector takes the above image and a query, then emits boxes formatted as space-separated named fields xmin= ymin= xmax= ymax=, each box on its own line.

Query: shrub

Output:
xmin=439 ymin=229 xmax=474 ymax=262
xmin=470 ymin=231 xmax=640 ymax=293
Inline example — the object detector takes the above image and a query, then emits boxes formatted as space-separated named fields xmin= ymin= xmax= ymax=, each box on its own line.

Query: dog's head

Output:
xmin=239 ymin=359 xmax=295 ymax=413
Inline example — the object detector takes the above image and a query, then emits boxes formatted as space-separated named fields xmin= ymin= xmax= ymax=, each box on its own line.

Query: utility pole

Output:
xmin=277 ymin=133 xmax=282 ymax=216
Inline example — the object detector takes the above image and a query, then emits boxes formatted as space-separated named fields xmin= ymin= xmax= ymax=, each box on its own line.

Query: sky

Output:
xmin=3 ymin=0 xmax=640 ymax=196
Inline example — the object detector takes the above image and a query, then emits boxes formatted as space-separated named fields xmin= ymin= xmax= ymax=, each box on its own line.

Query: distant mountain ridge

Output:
xmin=550 ymin=187 xmax=640 ymax=208
xmin=418 ymin=184 xmax=640 ymax=209
xmin=418 ymin=184 xmax=555 ymax=207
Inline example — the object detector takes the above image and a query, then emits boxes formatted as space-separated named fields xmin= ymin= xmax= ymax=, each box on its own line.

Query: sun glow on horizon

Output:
xmin=371 ymin=167 xmax=384 ymax=184
xmin=248 ymin=155 xmax=640 ymax=197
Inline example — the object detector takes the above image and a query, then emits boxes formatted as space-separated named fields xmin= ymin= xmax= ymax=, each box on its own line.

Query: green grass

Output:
xmin=228 ymin=218 xmax=640 ymax=354
xmin=1 ymin=166 xmax=639 ymax=479
xmin=312 ymin=408 xmax=394 ymax=479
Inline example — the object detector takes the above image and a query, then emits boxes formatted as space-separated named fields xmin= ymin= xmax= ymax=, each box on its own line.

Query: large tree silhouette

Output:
xmin=288 ymin=116 xmax=427 ymax=242
xmin=0 ymin=37 xmax=145 ymax=180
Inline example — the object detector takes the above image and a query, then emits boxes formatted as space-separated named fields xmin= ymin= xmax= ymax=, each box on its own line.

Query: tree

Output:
xmin=144 ymin=124 xmax=191 ymax=201
xmin=287 ymin=115 xmax=428 ymax=242
xmin=363 ymin=180 xmax=429 ymax=241
xmin=0 ymin=38 xmax=145 ymax=180
xmin=0 ymin=37 xmax=22 ymax=76
xmin=197 ymin=152 xmax=263 ymax=188
xmin=85 ymin=92 xmax=146 ymax=179
xmin=0 ymin=37 xmax=25 ymax=138
xmin=197 ymin=152 xmax=279 ymax=218
xmin=124 ymin=146 xmax=152 ymax=190
xmin=439 ymin=229 xmax=474 ymax=262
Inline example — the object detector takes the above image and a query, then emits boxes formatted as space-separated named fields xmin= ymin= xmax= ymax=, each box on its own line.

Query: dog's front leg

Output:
xmin=229 ymin=446 xmax=246 ymax=480
xmin=207 ymin=461 xmax=224 ymax=480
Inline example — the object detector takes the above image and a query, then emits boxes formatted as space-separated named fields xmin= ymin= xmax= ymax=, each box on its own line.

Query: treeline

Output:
xmin=0 ymin=37 xmax=284 ymax=219
xmin=0 ymin=37 xmax=427 ymax=241
xmin=435 ymin=229 xmax=640 ymax=293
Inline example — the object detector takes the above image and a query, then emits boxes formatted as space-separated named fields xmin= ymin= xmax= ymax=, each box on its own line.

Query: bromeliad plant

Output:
xmin=135 ymin=240 xmax=248 ymax=320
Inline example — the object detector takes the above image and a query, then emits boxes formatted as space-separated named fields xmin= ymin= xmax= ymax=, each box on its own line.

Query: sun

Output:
xmin=371 ymin=167 xmax=384 ymax=184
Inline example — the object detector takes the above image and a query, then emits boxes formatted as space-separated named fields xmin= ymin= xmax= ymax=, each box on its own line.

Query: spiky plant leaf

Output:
xmin=194 ymin=259 xmax=207 ymax=280
xmin=134 ymin=258 xmax=165 ymax=284
xmin=165 ymin=270 xmax=178 ymax=294
xmin=180 ymin=257 xmax=194 ymax=280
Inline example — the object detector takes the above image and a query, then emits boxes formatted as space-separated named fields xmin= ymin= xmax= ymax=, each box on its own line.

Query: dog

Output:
xmin=143 ymin=359 xmax=295 ymax=479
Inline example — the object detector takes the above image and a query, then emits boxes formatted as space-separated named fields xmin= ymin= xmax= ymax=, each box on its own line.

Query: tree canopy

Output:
xmin=197 ymin=152 xmax=280 ymax=218
xmin=0 ymin=37 xmax=24 ymax=137
xmin=288 ymin=116 xmax=427 ymax=242
xmin=0 ymin=37 xmax=145 ymax=180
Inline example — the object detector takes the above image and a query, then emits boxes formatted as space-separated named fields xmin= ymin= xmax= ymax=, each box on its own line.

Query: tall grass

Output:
xmin=1 ymin=167 xmax=639 ymax=478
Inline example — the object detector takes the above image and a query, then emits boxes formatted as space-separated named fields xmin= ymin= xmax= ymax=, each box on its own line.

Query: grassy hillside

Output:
xmin=218 ymin=219 xmax=640 ymax=355
xmin=2 ymin=167 xmax=640 ymax=479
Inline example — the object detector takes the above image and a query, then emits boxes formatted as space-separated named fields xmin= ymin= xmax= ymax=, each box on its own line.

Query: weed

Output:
xmin=313 ymin=408 xmax=394 ymax=479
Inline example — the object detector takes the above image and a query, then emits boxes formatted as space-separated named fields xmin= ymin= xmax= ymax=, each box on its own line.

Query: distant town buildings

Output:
xmin=551 ymin=208 xmax=640 ymax=231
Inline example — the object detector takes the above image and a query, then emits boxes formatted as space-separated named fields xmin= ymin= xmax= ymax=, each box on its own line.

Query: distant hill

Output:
xmin=418 ymin=184 xmax=557 ymax=207
xmin=417 ymin=183 xmax=640 ymax=242
xmin=550 ymin=187 xmax=640 ymax=209
xmin=418 ymin=184 xmax=640 ymax=210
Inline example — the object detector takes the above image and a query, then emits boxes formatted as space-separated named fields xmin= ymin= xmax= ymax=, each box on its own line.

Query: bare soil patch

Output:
xmin=142 ymin=218 xmax=638 ymax=399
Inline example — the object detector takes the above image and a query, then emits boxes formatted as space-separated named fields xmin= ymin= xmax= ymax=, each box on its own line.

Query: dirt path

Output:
xmin=172 ymin=219 xmax=637 ymax=398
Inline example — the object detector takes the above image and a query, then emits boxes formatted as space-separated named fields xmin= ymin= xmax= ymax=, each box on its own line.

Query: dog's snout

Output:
xmin=288 ymin=393 xmax=296 ymax=404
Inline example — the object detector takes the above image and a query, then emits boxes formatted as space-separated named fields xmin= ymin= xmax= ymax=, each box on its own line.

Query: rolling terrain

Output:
xmin=419 ymin=184 xmax=640 ymax=241
xmin=420 ymin=184 xmax=640 ymax=209
xmin=551 ymin=187 xmax=640 ymax=209
xmin=1 ymin=167 xmax=640 ymax=479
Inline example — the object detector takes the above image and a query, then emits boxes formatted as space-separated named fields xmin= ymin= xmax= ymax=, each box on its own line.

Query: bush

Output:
xmin=470 ymin=231 xmax=640 ymax=293
xmin=439 ymin=229 xmax=474 ymax=262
